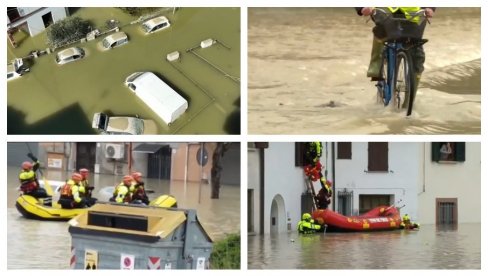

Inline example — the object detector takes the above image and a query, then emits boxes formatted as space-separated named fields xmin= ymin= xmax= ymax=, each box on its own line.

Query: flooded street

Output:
xmin=7 ymin=166 xmax=240 ymax=269
xmin=8 ymin=7 xmax=240 ymax=134
xmin=248 ymin=8 xmax=480 ymax=134
xmin=248 ymin=224 xmax=480 ymax=269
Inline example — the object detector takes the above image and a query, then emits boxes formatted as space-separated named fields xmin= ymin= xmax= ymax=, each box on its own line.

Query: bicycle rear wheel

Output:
xmin=394 ymin=50 xmax=416 ymax=116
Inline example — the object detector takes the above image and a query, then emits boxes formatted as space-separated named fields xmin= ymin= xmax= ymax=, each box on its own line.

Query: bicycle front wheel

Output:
xmin=394 ymin=50 xmax=416 ymax=116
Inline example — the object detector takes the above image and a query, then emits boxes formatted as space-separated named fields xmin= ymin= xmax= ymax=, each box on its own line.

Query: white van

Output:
xmin=142 ymin=16 xmax=171 ymax=34
xmin=102 ymin=32 xmax=129 ymax=49
xmin=124 ymin=72 xmax=188 ymax=124
xmin=92 ymin=113 xmax=157 ymax=135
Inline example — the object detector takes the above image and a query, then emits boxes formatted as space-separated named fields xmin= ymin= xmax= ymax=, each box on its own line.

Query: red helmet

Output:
xmin=123 ymin=175 xmax=134 ymax=185
xmin=79 ymin=168 xmax=89 ymax=177
xmin=22 ymin=161 xmax=33 ymax=170
xmin=71 ymin=173 xmax=83 ymax=182
xmin=131 ymin=171 xmax=142 ymax=181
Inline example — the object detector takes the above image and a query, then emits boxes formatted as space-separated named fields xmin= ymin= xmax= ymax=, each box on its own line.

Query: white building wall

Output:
xmin=20 ymin=8 xmax=68 ymax=36
xmin=248 ymin=147 xmax=260 ymax=234
xmin=334 ymin=142 xmax=421 ymax=220
xmin=264 ymin=142 xmax=324 ymax=234
xmin=418 ymin=143 xmax=481 ymax=224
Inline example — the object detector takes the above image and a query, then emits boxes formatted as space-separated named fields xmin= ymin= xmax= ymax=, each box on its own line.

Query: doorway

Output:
xmin=42 ymin=12 xmax=53 ymax=28
xmin=270 ymin=194 xmax=286 ymax=234
xmin=76 ymin=143 xmax=96 ymax=171
xmin=147 ymin=146 xmax=172 ymax=179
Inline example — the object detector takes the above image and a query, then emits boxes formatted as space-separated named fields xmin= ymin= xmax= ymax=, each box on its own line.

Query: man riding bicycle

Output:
xmin=356 ymin=7 xmax=435 ymax=94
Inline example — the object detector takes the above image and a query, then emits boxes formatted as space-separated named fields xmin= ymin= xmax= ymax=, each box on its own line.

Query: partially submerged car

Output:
xmin=7 ymin=58 xmax=29 ymax=81
xmin=142 ymin=16 xmax=171 ymax=34
xmin=92 ymin=112 xmax=157 ymax=135
xmin=101 ymin=32 xmax=129 ymax=50
xmin=55 ymin=47 xmax=85 ymax=65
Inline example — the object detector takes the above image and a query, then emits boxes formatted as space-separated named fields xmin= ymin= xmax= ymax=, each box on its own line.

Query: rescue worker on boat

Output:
xmin=305 ymin=142 xmax=332 ymax=209
xmin=400 ymin=213 xmax=420 ymax=229
xmin=19 ymin=154 xmax=48 ymax=198
xmin=58 ymin=173 xmax=88 ymax=209
xmin=110 ymin=175 xmax=134 ymax=203
xmin=78 ymin=168 xmax=97 ymax=206
xmin=297 ymin=213 xmax=322 ymax=234
xmin=131 ymin=171 xmax=150 ymax=205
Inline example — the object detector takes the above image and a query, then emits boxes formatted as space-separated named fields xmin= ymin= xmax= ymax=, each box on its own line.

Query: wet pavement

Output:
xmin=7 ymin=166 xmax=240 ymax=269
xmin=248 ymin=8 xmax=480 ymax=134
xmin=248 ymin=223 xmax=480 ymax=269
xmin=8 ymin=7 xmax=240 ymax=134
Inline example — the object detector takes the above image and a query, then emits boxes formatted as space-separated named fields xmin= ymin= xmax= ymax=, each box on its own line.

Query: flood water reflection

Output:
xmin=248 ymin=224 xmax=480 ymax=269
xmin=7 ymin=166 xmax=240 ymax=269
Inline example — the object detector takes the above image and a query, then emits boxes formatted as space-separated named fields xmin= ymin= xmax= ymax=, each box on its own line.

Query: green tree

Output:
xmin=46 ymin=16 xmax=91 ymax=48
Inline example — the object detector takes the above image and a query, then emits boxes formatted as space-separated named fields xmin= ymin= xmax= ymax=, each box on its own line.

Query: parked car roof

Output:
xmin=103 ymin=32 xmax=128 ymax=45
xmin=57 ymin=47 xmax=84 ymax=60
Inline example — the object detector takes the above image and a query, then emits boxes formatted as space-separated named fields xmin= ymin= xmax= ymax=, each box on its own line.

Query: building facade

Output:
xmin=7 ymin=7 xmax=70 ymax=36
xmin=248 ymin=142 xmax=480 ymax=235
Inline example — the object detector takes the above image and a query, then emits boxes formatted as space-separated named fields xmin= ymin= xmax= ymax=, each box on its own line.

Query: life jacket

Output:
xmin=115 ymin=184 xmax=132 ymax=203
xmin=60 ymin=183 xmax=74 ymax=198
xmin=387 ymin=7 xmax=422 ymax=24
xmin=19 ymin=170 xmax=37 ymax=185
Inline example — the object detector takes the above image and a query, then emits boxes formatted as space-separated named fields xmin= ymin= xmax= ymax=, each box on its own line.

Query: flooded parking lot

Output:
xmin=248 ymin=8 xmax=480 ymax=134
xmin=7 ymin=166 xmax=240 ymax=269
xmin=248 ymin=224 xmax=480 ymax=269
xmin=8 ymin=7 xmax=240 ymax=134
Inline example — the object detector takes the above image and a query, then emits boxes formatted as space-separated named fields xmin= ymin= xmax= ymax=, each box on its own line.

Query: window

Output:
xmin=432 ymin=142 xmax=465 ymax=162
xmin=338 ymin=189 xmax=353 ymax=216
xmin=337 ymin=142 xmax=352 ymax=159
xmin=359 ymin=194 xmax=391 ymax=214
xmin=368 ymin=142 xmax=388 ymax=172
xmin=436 ymin=198 xmax=457 ymax=225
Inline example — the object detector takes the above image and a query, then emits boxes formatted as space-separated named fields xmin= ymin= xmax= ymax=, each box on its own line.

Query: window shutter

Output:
xmin=368 ymin=142 xmax=388 ymax=172
xmin=295 ymin=142 xmax=306 ymax=166
xmin=337 ymin=142 xmax=352 ymax=159
xmin=455 ymin=142 xmax=466 ymax=162
xmin=431 ymin=142 xmax=441 ymax=162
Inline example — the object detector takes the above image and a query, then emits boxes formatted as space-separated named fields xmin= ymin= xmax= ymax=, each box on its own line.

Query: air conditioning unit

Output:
xmin=105 ymin=143 xmax=125 ymax=159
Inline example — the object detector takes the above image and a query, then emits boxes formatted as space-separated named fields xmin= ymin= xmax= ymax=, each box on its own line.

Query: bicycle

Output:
xmin=371 ymin=8 xmax=429 ymax=116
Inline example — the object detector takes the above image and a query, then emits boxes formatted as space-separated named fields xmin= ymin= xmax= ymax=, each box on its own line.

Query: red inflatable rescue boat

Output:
xmin=312 ymin=205 xmax=402 ymax=232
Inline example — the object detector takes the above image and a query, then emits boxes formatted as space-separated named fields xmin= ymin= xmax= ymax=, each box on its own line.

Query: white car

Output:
xmin=92 ymin=112 xmax=157 ymax=135
xmin=102 ymin=32 xmax=129 ymax=50
xmin=7 ymin=58 xmax=29 ymax=81
xmin=55 ymin=47 xmax=85 ymax=65
xmin=142 ymin=16 xmax=171 ymax=34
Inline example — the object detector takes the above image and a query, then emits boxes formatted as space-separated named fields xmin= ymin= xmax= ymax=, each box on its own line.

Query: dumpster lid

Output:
xmin=69 ymin=203 xmax=186 ymax=239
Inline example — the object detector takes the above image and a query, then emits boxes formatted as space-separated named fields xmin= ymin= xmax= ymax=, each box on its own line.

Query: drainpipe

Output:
xmin=331 ymin=142 xmax=336 ymax=212
xmin=128 ymin=142 xmax=132 ymax=174
xmin=184 ymin=143 xmax=189 ymax=191
xmin=259 ymin=148 xmax=265 ymax=235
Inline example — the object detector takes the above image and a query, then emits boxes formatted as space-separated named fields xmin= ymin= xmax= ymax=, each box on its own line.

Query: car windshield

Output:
xmin=132 ymin=119 xmax=144 ymax=135
xmin=142 ymin=23 xmax=152 ymax=33
xmin=98 ymin=114 xmax=107 ymax=129
xmin=102 ymin=38 xmax=111 ymax=48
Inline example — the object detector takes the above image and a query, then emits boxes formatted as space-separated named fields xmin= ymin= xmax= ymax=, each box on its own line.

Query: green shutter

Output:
xmin=455 ymin=142 xmax=466 ymax=162
xmin=431 ymin=142 xmax=441 ymax=162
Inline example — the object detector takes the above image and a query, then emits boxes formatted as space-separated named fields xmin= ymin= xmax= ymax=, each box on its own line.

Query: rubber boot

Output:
xmin=367 ymin=39 xmax=384 ymax=79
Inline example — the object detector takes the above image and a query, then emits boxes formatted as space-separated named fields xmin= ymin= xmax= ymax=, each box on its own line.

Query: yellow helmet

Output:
xmin=302 ymin=213 xmax=312 ymax=220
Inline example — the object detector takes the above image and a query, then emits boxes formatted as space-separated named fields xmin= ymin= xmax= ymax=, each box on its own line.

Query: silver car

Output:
xmin=55 ymin=47 xmax=85 ymax=65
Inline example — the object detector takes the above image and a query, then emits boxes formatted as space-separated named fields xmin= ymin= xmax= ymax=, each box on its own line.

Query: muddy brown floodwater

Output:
xmin=248 ymin=8 xmax=480 ymax=134
xmin=8 ymin=7 xmax=240 ymax=135
xmin=248 ymin=224 xmax=480 ymax=269
xmin=7 ymin=167 xmax=240 ymax=269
